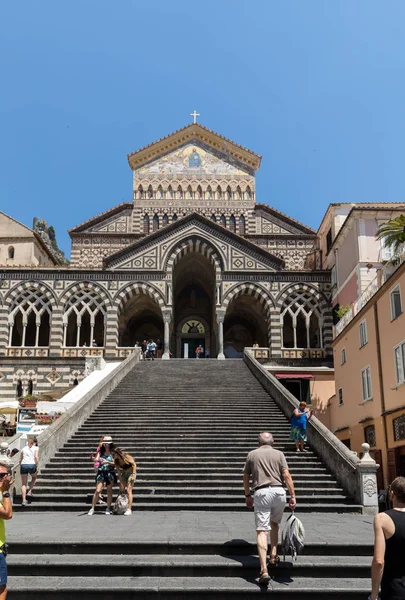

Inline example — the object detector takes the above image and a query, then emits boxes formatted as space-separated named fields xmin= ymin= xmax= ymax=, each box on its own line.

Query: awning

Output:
xmin=275 ymin=373 xmax=313 ymax=380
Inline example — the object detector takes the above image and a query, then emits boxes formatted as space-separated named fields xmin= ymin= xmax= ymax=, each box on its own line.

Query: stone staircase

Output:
xmin=30 ymin=360 xmax=358 ymax=513
xmin=10 ymin=359 xmax=371 ymax=598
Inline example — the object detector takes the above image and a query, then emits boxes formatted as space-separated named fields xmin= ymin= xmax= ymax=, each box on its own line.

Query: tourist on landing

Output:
xmin=195 ymin=346 xmax=201 ymax=359
xmin=147 ymin=340 xmax=157 ymax=360
xmin=371 ymin=476 xmax=405 ymax=600
xmin=112 ymin=447 xmax=137 ymax=516
xmin=243 ymin=432 xmax=296 ymax=584
xmin=19 ymin=437 xmax=39 ymax=506
xmin=88 ymin=435 xmax=116 ymax=515
xmin=290 ymin=402 xmax=313 ymax=453
xmin=141 ymin=340 xmax=147 ymax=359
xmin=0 ymin=460 xmax=14 ymax=600
xmin=156 ymin=339 xmax=163 ymax=359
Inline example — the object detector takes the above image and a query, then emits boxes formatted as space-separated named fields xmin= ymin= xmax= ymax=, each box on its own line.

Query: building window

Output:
xmin=229 ymin=215 xmax=236 ymax=233
xmin=239 ymin=215 xmax=246 ymax=235
xmin=162 ymin=214 xmax=169 ymax=226
xmin=364 ymin=424 xmax=376 ymax=447
xmin=390 ymin=286 xmax=403 ymax=321
xmin=338 ymin=388 xmax=343 ymax=406
xmin=359 ymin=320 xmax=368 ymax=348
xmin=361 ymin=366 xmax=372 ymax=401
xmin=8 ymin=288 xmax=52 ymax=347
xmin=63 ymin=289 xmax=106 ymax=348
xmin=281 ymin=289 xmax=323 ymax=350
xmin=220 ymin=214 xmax=226 ymax=228
xmin=8 ymin=246 xmax=15 ymax=259
xmin=340 ymin=438 xmax=351 ymax=450
xmin=143 ymin=214 xmax=150 ymax=234
xmin=393 ymin=414 xmax=405 ymax=442
xmin=341 ymin=348 xmax=346 ymax=365
xmin=394 ymin=340 xmax=405 ymax=385
xmin=172 ymin=214 xmax=178 ymax=222
xmin=153 ymin=214 xmax=159 ymax=232
xmin=326 ymin=228 xmax=332 ymax=254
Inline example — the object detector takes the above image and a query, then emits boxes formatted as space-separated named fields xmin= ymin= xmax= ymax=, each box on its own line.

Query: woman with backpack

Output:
xmin=290 ymin=402 xmax=314 ymax=452
xmin=112 ymin=447 xmax=136 ymax=516
xmin=88 ymin=435 xmax=116 ymax=515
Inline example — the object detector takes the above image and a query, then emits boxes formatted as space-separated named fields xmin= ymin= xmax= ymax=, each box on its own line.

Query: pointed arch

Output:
xmin=172 ymin=213 xmax=178 ymax=222
xmin=207 ymin=185 xmax=213 ymax=200
xmin=226 ymin=186 xmax=232 ymax=200
xmin=162 ymin=213 xmax=169 ymax=226
xmin=177 ymin=185 xmax=183 ymax=199
xmin=236 ymin=185 xmax=242 ymax=200
xmin=164 ymin=237 xmax=224 ymax=279
xmin=143 ymin=214 xmax=150 ymax=235
xmin=197 ymin=185 xmax=203 ymax=200
xmin=222 ymin=283 xmax=274 ymax=315
xmin=147 ymin=185 xmax=153 ymax=199
xmin=7 ymin=285 xmax=54 ymax=347
xmin=113 ymin=282 xmax=165 ymax=313
xmin=216 ymin=186 xmax=222 ymax=200
xmin=211 ymin=214 xmax=217 ymax=223
xmin=138 ymin=185 xmax=144 ymax=200
xmin=8 ymin=246 xmax=15 ymax=259
xmin=229 ymin=215 xmax=236 ymax=233
xmin=220 ymin=214 xmax=226 ymax=228
xmin=245 ymin=186 xmax=252 ymax=199
xmin=187 ymin=185 xmax=193 ymax=199
xmin=157 ymin=185 xmax=164 ymax=199
xmin=239 ymin=214 xmax=246 ymax=235
xmin=167 ymin=185 xmax=173 ymax=199
xmin=153 ymin=214 xmax=159 ymax=232
xmin=62 ymin=287 xmax=107 ymax=348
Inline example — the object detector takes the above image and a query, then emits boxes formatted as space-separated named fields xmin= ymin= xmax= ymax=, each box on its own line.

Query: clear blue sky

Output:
xmin=1 ymin=1 xmax=405 ymax=256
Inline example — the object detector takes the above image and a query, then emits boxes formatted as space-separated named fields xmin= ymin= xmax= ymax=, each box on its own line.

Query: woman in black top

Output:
xmin=371 ymin=476 xmax=405 ymax=600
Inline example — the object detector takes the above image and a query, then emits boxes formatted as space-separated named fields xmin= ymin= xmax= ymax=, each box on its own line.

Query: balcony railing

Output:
xmin=335 ymin=250 xmax=405 ymax=337
xmin=61 ymin=348 xmax=104 ymax=358
xmin=5 ymin=347 xmax=49 ymax=357
xmin=281 ymin=348 xmax=325 ymax=359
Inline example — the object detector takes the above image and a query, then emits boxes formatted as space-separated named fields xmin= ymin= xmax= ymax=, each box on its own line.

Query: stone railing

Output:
xmin=5 ymin=347 xmax=49 ymax=357
xmin=11 ymin=348 xmax=141 ymax=488
xmin=244 ymin=348 xmax=379 ymax=514
xmin=335 ymin=249 xmax=405 ymax=337
xmin=61 ymin=348 xmax=104 ymax=358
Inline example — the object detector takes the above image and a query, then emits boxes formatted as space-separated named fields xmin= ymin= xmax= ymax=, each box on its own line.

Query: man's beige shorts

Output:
xmin=254 ymin=486 xmax=286 ymax=531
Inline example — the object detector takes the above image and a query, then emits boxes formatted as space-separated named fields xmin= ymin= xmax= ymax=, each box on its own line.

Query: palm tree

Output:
xmin=376 ymin=215 xmax=405 ymax=255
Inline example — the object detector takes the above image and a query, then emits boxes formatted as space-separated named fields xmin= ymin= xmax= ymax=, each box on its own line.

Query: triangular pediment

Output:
xmin=68 ymin=203 xmax=133 ymax=234
xmin=255 ymin=205 xmax=315 ymax=235
xmin=105 ymin=214 xmax=283 ymax=272
xmin=136 ymin=142 xmax=250 ymax=177
xmin=127 ymin=123 xmax=261 ymax=174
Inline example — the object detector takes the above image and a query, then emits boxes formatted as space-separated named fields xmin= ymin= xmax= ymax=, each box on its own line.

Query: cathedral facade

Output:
xmin=0 ymin=123 xmax=332 ymax=401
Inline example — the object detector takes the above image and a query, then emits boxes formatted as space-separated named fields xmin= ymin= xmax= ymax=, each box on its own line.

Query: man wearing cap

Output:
xmin=243 ymin=432 xmax=296 ymax=584
xmin=0 ymin=461 xmax=14 ymax=599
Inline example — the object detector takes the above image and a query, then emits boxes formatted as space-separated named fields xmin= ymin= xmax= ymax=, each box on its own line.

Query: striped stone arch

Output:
xmin=164 ymin=237 xmax=223 ymax=280
xmin=275 ymin=283 xmax=329 ymax=310
xmin=60 ymin=281 xmax=112 ymax=307
xmin=221 ymin=283 xmax=274 ymax=353
xmin=4 ymin=280 xmax=57 ymax=308
xmin=222 ymin=283 xmax=274 ymax=316
xmin=275 ymin=283 xmax=333 ymax=357
xmin=113 ymin=282 xmax=165 ymax=313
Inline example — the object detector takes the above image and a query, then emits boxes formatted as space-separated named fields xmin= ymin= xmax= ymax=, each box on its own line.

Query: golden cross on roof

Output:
xmin=190 ymin=110 xmax=200 ymax=124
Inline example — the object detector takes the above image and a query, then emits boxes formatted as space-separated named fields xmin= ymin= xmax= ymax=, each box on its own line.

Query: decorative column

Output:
xmin=104 ymin=305 xmax=119 ymax=360
xmin=162 ymin=311 xmax=172 ymax=360
xmin=216 ymin=312 xmax=225 ymax=360
xmin=49 ymin=307 xmax=64 ymax=357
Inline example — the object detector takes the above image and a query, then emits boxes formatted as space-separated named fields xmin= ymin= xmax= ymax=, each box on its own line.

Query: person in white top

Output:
xmin=19 ymin=438 xmax=39 ymax=507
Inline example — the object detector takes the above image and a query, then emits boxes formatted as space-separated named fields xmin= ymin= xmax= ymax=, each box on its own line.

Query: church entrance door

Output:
xmin=182 ymin=337 xmax=205 ymax=359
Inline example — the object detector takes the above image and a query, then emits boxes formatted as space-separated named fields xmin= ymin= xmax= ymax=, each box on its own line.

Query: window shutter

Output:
xmin=387 ymin=448 xmax=400 ymax=484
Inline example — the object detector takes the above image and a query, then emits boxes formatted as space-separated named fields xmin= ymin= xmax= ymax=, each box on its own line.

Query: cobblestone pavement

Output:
xmin=7 ymin=511 xmax=374 ymax=545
